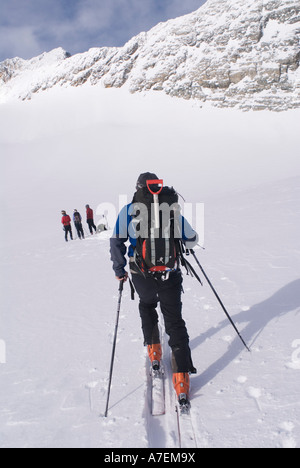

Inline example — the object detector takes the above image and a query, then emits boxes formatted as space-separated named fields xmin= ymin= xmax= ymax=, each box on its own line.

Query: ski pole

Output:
xmin=190 ymin=250 xmax=250 ymax=352
xmin=104 ymin=279 xmax=125 ymax=417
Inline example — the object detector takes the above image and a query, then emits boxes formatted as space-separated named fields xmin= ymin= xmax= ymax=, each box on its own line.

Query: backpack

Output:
xmin=131 ymin=180 xmax=180 ymax=277
xmin=74 ymin=213 xmax=81 ymax=223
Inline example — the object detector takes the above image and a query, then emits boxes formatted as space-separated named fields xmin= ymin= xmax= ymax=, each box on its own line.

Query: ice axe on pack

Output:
xmin=146 ymin=179 xmax=164 ymax=229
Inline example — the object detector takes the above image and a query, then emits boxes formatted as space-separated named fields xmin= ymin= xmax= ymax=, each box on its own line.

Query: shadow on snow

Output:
xmin=190 ymin=279 xmax=300 ymax=392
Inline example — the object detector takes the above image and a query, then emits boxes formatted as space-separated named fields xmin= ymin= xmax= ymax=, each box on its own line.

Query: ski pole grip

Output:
xmin=119 ymin=278 xmax=125 ymax=292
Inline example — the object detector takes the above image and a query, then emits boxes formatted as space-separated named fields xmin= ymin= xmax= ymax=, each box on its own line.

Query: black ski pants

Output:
xmin=64 ymin=225 xmax=73 ymax=241
xmin=87 ymin=219 xmax=97 ymax=234
xmin=131 ymin=270 xmax=195 ymax=374
xmin=75 ymin=222 xmax=84 ymax=239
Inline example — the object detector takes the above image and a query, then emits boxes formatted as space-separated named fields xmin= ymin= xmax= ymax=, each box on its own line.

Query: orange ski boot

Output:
xmin=172 ymin=372 xmax=191 ymax=412
xmin=147 ymin=343 xmax=162 ymax=372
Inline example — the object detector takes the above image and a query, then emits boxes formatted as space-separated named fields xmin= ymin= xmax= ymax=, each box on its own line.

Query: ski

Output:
xmin=150 ymin=365 xmax=165 ymax=416
xmin=175 ymin=398 xmax=198 ymax=448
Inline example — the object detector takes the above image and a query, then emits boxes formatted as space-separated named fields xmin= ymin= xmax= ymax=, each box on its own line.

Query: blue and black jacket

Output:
xmin=110 ymin=203 xmax=198 ymax=278
xmin=73 ymin=212 xmax=82 ymax=223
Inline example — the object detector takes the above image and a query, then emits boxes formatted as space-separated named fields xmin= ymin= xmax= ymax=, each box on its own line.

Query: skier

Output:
xmin=61 ymin=210 xmax=73 ymax=242
xmin=86 ymin=204 xmax=97 ymax=235
xmin=73 ymin=209 xmax=85 ymax=239
xmin=110 ymin=172 xmax=198 ymax=408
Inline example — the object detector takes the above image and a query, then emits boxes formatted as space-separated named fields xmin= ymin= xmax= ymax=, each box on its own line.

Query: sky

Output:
xmin=0 ymin=0 xmax=207 ymax=62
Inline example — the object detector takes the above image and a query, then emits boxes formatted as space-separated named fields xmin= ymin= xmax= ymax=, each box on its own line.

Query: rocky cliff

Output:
xmin=0 ymin=0 xmax=299 ymax=110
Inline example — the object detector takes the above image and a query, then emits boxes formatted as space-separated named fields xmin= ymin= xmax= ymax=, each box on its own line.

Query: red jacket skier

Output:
xmin=86 ymin=207 xmax=93 ymax=220
xmin=85 ymin=204 xmax=97 ymax=235
xmin=61 ymin=213 xmax=71 ymax=226
xmin=61 ymin=211 xmax=73 ymax=242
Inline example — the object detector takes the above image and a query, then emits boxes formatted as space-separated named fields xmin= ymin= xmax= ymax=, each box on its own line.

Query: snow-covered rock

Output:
xmin=0 ymin=0 xmax=299 ymax=110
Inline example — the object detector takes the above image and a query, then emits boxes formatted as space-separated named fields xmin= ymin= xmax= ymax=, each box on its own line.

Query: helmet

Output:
xmin=136 ymin=172 xmax=158 ymax=190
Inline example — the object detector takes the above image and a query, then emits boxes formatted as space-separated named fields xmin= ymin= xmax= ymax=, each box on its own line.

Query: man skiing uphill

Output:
xmin=110 ymin=172 xmax=198 ymax=409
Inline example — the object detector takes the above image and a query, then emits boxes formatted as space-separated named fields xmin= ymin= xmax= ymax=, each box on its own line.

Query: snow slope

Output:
xmin=0 ymin=86 xmax=300 ymax=448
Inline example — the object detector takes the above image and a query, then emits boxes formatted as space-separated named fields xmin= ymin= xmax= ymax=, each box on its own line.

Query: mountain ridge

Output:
xmin=0 ymin=0 xmax=299 ymax=110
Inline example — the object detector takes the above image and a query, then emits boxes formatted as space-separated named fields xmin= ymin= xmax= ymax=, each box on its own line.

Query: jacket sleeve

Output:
xmin=110 ymin=205 xmax=130 ymax=277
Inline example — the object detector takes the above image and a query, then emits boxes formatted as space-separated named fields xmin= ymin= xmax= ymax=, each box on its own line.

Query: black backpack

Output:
xmin=74 ymin=212 xmax=81 ymax=223
xmin=131 ymin=181 xmax=180 ymax=277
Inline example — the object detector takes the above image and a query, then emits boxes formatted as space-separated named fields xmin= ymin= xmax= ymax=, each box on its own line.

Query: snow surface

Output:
xmin=0 ymin=85 xmax=300 ymax=448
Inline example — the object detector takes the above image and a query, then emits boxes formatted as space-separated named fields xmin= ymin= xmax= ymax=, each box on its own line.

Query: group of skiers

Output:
xmin=61 ymin=205 xmax=97 ymax=242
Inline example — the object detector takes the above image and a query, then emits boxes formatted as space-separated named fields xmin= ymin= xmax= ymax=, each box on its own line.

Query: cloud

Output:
xmin=0 ymin=25 xmax=41 ymax=60
xmin=0 ymin=0 xmax=207 ymax=61
xmin=0 ymin=0 xmax=70 ymax=59
xmin=69 ymin=0 xmax=207 ymax=48
xmin=163 ymin=0 xmax=204 ymax=17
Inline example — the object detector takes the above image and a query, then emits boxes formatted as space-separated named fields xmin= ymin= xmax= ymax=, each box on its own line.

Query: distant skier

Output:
xmin=86 ymin=204 xmax=97 ymax=235
xmin=73 ymin=209 xmax=85 ymax=240
xmin=110 ymin=172 xmax=199 ymax=410
xmin=61 ymin=210 xmax=73 ymax=242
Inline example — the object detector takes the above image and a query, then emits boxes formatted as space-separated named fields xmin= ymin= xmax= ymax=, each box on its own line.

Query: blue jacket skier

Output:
xmin=110 ymin=172 xmax=199 ymax=409
xmin=73 ymin=210 xmax=85 ymax=240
